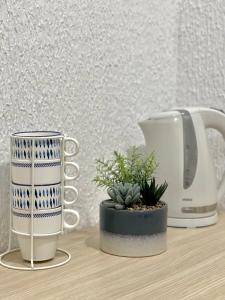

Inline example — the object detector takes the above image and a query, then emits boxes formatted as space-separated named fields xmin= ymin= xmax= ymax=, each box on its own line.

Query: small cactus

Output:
xmin=141 ymin=179 xmax=168 ymax=206
xmin=107 ymin=183 xmax=140 ymax=209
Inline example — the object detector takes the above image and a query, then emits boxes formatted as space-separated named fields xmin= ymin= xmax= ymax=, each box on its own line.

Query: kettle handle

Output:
xmin=200 ymin=107 xmax=225 ymax=202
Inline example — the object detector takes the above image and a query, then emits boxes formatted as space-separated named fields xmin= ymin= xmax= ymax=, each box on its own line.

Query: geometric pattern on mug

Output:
xmin=12 ymin=185 xmax=61 ymax=210
xmin=12 ymin=210 xmax=62 ymax=218
xmin=12 ymin=138 xmax=61 ymax=160
xmin=11 ymin=161 xmax=61 ymax=168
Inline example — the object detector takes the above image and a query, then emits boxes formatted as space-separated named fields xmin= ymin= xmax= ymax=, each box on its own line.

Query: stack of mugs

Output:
xmin=11 ymin=131 xmax=80 ymax=261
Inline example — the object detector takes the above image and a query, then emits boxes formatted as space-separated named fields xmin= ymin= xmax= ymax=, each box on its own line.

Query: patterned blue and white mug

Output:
xmin=11 ymin=131 xmax=79 ymax=185
xmin=11 ymin=183 xmax=78 ymax=210
xmin=12 ymin=206 xmax=80 ymax=261
xmin=11 ymin=131 xmax=79 ymax=160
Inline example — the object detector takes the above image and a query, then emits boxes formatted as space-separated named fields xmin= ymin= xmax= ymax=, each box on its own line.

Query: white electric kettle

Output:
xmin=139 ymin=107 xmax=225 ymax=228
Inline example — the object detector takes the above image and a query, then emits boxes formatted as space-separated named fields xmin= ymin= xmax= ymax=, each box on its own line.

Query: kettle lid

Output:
xmin=147 ymin=110 xmax=180 ymax=120
xmin=146 ymin=107 xmax=207 ymax=121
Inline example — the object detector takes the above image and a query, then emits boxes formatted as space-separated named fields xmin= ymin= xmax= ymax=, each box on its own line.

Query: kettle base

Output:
xmin=168 ymin=213 xmax=218 ymax=228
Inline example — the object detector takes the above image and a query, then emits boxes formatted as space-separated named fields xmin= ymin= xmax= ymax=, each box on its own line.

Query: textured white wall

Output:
xmin=177 ymin=0 xmax=225 ymax=107
xmin=177 ymin=0 xmax=225 ymax=208
xmin=0 ymin=0 xmax=179 ymax=251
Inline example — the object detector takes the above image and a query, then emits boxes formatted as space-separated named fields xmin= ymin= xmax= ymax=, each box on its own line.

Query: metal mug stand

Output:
xmin=0 ymin=134 xmax=74 ymax=270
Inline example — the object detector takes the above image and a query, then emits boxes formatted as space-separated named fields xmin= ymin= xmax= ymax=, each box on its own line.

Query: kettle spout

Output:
xmin=138 ymin=119 xmax=151 ymax=142
xmin=138 ymin=119 xmax=149 ymax=133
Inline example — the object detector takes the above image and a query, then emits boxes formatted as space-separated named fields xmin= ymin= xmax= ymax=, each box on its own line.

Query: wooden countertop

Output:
xmin=1 ymin=214 xmax=225 ymax=300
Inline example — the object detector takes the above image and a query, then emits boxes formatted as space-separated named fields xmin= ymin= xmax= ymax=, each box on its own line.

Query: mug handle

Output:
xmin=64 ymin=137 xmax=79 ymax=157
xmin=64 ymin=209 xmax=80 ymax=229
xmin=64 ymin=162 xmax=80 ymax=181
xmin=64 ymin=186 xmax=78 ymax=205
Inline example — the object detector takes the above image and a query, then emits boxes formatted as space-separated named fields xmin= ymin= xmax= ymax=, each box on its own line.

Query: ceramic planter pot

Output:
xmin=100 ymin=200 xmax=167 ymax=257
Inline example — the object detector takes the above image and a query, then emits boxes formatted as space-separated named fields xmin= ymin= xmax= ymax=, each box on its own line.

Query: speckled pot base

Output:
xmin=100 ymin=231 xmax=167 ymax=257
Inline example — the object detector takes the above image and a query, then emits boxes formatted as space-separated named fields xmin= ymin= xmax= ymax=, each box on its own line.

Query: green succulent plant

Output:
xmin=107 ymin=183 xmax=141 ymax=209
xmin=94 ymin=146 xmax=157 ymax=188
xmin=94 ymin=147 xmax=168 ymax=209
xmin=141 ymin=179 xmax=168 ymax=206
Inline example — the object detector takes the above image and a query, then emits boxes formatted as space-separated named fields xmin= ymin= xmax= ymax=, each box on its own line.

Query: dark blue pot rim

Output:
xmin=100 ymin=200 xmax=168 ymax=236
xmin=100 ymin=200 xmax=167 ymax=213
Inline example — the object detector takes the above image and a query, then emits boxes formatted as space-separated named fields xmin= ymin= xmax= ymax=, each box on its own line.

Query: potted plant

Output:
xmin=94 ymin=147 xmax=168 ymax=257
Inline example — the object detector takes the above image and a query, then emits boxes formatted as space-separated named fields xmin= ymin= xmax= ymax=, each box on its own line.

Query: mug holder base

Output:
xmin=0 ymin=247 xmax=71 ymax=271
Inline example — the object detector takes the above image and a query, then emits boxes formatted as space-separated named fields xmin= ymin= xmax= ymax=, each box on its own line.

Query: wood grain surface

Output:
xmin=1 ymin=214 xmax=225 ymax=300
